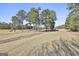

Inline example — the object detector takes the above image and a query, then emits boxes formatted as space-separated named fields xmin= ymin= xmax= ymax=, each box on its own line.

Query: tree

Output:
xmin=38 ymin=7 xmax=41 ymax=31
xmin=16 ymin=10 xmax=27 ymax=30
xmin=27 ymin=8 xmax=39 ymax=30
xmin=41 ymin=9 xmax=57 ymax=31
xmin=65 ymin=17 xmax=70 ymax=29
xmin=68 ymin=14 xmax=79 ymax=31
xmin=67 ymin=3 xmax=79 ymax=12
xmin=11 ymin=16 xmax=19 ymax=32
xmin=49 ymin=10 xmax=57 ymax=31
xmin=41 ymin=9 xmax=50 ymax=30
xmin=26 ymin=12 xmax=33 ymax=29
xmin=65 ymin=3 xmax=79 ymax=31
xmin=0 ymin=22 xmax=11 ymax=29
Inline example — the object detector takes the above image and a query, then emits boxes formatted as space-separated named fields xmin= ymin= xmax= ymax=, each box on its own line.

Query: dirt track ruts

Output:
xmin=0 ymin=33 xmax=42 ymax=44
xmin=27 ymin=31 xmax=79 ymax=56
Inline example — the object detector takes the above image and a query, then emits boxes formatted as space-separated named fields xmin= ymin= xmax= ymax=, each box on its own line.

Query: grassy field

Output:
xmin=0 ymin=29 xmax=79 ymax=56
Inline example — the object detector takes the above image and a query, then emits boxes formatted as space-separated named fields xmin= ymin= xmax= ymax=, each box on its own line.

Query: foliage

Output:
xmin=16 ymin=10 xmax=27 ymax=30
xmin=0 ymin=22 xmax=11 ymax=29
xmin=41 ymin=9 xmax=57 ymax=31
xmin=65 ymin=3 xmax=79 ymax=31
xmin=1 ymin=7 xmax=57 ymax=31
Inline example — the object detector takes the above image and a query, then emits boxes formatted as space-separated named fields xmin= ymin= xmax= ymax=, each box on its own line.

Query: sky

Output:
xmin=0 ymin=3 xmax=69 ymax=26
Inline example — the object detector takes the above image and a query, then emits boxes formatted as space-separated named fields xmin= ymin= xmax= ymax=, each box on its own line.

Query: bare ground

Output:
xmin=0 ymin=29 xmax=79 ymax=56
xmin=0 ymin=32 xmax=42 ymax=44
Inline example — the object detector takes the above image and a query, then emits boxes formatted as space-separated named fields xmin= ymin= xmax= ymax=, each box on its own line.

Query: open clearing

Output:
xmin=0 ymin=29 xmax=79 ymax=56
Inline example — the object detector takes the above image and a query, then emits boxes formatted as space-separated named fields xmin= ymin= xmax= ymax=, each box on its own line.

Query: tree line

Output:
xmin=0 ymin=4 xmax=79 ymax=32
xmin=0 ymin=22 xmax=11 ymax=29
xmin=10 ymin=7 xmax=57 ymax=31
xmin=65 ymin=3 xmax=79 ymax=31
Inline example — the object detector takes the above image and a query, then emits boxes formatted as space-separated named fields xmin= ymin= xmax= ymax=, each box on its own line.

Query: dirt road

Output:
xmin=0 ymin=33 xmax=42 ymax=44
xmin=0 ymin=29 xmax=79 ymax=56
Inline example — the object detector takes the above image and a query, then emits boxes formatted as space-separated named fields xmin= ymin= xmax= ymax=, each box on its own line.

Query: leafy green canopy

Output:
xmin=11 ymin=8 xmax=57 ymax=31
xmin=65 ymin=3 xmax=79 ymax=31
xmin=41 ymin=9 xmax=57 ymax=30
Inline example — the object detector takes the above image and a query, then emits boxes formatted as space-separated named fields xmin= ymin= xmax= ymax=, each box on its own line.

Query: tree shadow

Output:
xmin=0 ymin=53 xmax=8 ymax=56
xmin=41 ymin=29 xmax=59 ymax=32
